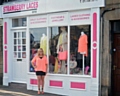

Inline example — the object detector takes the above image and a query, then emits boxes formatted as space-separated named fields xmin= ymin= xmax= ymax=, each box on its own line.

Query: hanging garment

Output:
xmin=54 ymin=58 xmax=59 ymax=73
xmin=40 ymin=36 xmax=50 ymax=55
xmin=78 ymin=34 xmax=88 ymax=56
xmin=57 ymin=31 xmax=68 ymax=53
xmin=40 ymin=36 xmax=47 ymax=54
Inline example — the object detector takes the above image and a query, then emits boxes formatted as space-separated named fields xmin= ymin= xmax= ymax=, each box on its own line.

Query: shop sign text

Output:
xmin=3 ymin=1 xmax=38 ymax=14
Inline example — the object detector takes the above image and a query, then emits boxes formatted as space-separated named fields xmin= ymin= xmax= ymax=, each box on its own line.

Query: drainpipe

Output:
xmin=99 ymin=8 xmax=115 ymax=96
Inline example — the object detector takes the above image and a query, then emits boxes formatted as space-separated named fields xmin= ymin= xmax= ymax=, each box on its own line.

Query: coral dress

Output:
xmin=78 ymin=34 xmax=88 ymax=56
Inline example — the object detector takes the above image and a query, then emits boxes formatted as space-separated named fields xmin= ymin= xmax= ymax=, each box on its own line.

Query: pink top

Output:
xmin=31 ymin=55 xmax=48 ymax=72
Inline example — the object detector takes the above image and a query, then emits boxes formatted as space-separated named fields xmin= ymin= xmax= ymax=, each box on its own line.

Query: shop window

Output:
xmin=29 ymin=28 xmax=47 ymax=72
xmin=13 ymin=31 xmax=26 ymax=59
xmin=69 ymin=25 xmax=91 ymax=75
xmin=12 ymin=18 xmax=27 ymax=27
xmin=49 ymin=26 xmax=68 ymax=74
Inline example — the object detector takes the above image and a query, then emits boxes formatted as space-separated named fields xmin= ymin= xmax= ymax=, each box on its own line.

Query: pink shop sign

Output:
xmin=49 ymin=13 xmax=68 ymax=25
xmin=70 ymin=13 xmax=90 ymax=21
xmin=30 ymin=17 xmax=47 ymax=24
xmin=3 ymin=1 xmax=38 ymax=14
xmin=69 ymin=10 xmax=91 ymax=24
xmin=29 ymin=15 xmax=47 ymax=28
xmin=51 ymin=16 xmax=65 ymax=22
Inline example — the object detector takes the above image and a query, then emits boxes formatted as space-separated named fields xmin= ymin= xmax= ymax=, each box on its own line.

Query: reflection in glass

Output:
xmin=18 ymin=46 xmax=21 ymax=51
xmin=22 ymin=52 xmax=26 ymax=58
xmin=14 ymin=46 xmax=17 ymax=51
xmin=14 ymin=33 xmax=17 ymax=38
xmin=14 ymin=52 xmax=17 ymax=58
xmin=14 ymin=39 xmax=17 ymax=44
xmin=70 ymin=25 xmax=91 ymax=75
xmin=12 ymin=18 xmax=27 ymax=27
xmin=22 ymin=32 xmax=26 ymax=38
xmin=49 ymin=26 xmax=68 ymax=74
xmin=18 ymin=39 xmax=21 ymax=44
xmin=18 ymin=52 xmax=21 ymax=58
xmin=22 ymin=39 xmax=26 ymax=44
xmin=22 ymin=46 xmax=26 ymax=51
xmin=18 ymin=32 xmax=21 ymax=38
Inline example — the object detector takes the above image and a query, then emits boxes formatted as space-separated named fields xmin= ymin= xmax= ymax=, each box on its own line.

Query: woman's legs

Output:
xmin=41 ymin=76 xmax=45 ymax=93
xmin=37 ymin=76 xmax=41 ymax=94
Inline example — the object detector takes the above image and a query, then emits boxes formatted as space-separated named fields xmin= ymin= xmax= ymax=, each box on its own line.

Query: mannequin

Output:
xmin=40 ymin=34 xmax=47 ymax=55
xmin=57 ymin=26 xmax=68 ymax=74
xmin=78 ymin=31 xmax=88 ymax=56
xmin=78 ymin=31 xmax=88 ymax=74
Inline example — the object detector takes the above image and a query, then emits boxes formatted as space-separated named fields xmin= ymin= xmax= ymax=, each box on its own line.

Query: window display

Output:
xmin=49 ymin=26 xmax=68 ymax=74
xmin=29 ymin=28 xmax=47 ymax=72
xmin=70 ymin=25 xmax=91 ymax=75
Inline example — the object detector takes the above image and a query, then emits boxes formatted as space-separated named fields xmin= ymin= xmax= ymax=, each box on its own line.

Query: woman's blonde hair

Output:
xmin=37 ymin=48 xmax=44 ymax=56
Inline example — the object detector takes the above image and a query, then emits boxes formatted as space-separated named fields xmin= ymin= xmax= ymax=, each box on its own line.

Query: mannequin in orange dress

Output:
xmin=78 ymin=31 xmax=88 ymax=56
xmin=78 ymin=31 xmax=89 ymax=74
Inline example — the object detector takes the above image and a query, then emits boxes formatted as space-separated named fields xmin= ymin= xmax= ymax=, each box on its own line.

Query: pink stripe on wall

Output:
xmin=4 ymin=50 xmax=7 ymax=73
xmin=92 ymin=13 xmax=97 ymax=78
xmin=4 ymin=22 xmax=7 ymax=44
xmin=49 ymin=80 xmax=63 ymax=87
xmin=71 ymin=82 xmax=86 ymax=89
xmin=30 ymin=79 xmax=37 ymax=85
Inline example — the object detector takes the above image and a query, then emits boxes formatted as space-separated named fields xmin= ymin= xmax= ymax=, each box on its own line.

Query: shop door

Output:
xmin=12 ymin=31 xmax=27 ymax=83
xmin=112 ymin=33 xmax=120 ymax=96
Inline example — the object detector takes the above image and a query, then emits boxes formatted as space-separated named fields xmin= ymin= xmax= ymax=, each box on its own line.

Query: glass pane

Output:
xmin=14 ymin=52 xmax=17 ymax=58
xmin=22 ymin=46 xmax=26 ymax=51
xmin=114 ymin=21 xmax=120 ymax=32
xmin=14 ymin=46 xmax=17 ymax=51
xmin=22 ymin=39 xmax=26 ymax=44
xmin=49 ymin=26 xmax=68 ymax=74
xmin=22 ymin=32 xmax=26 ymax=38
xmin=29 ymin=28 xmax=47 ymax=72
xmin=18 ymin=32 xmax=21 ymax=38
xmin=70 ymin=25 xmax=91 ymax=75
xmin=14 ymin=33 xmax=17 ymax=38
xmin=12 ymin=18 xmax=27 ymax=27
xmin=22 ymin=52 xmax=26 ymax=58
xmin=14 ymin=39 xmax=17 ymax=44
xmin=18 ymin=39 xmax=21 ymax=44
xmin=18 ymin=46 xmax=21 ymax=51
xmin=18 ymin=52 xmax=21 ymax=58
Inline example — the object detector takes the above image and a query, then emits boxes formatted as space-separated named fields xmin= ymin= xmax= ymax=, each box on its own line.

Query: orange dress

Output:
xmin=31 ymin=55 xmax=48 ymax=72
xmin=78 ymin=34 xmax=88 ymax=56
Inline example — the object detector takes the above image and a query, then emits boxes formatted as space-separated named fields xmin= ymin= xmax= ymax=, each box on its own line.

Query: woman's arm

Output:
xmin=31 ymin=56 xmax=37 ymax=69
xmin=31 ymin=61 xmax=36 ymax=69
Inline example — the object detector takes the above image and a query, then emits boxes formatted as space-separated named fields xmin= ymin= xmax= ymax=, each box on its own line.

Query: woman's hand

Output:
xmin=33 ymin=65 xmax=37 ymax=69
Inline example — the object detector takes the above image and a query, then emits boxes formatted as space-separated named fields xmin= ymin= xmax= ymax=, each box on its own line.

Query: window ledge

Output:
xmin=11 ymin=27 xmax=27 ymax=30
xmin=27 ymin=72 xmax=91 ymax=78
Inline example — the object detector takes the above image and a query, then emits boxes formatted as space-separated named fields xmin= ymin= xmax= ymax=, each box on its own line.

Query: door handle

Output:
xmin=113 ymin=65 xmax=117 ymax=70
xmin=113 ymin=48 xmax=116 ymax=52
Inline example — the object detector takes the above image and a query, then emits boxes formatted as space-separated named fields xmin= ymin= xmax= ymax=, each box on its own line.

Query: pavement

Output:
xmin=0 ymin=85 xmax=62 ymax=96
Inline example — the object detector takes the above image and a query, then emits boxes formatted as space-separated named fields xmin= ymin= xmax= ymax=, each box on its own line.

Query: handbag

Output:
xmin=58 ymin=46 xmax=67 ymax=60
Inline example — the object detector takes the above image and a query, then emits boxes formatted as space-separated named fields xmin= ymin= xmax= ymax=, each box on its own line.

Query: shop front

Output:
xmin=2 ymin=0 xmax=104 ymax=96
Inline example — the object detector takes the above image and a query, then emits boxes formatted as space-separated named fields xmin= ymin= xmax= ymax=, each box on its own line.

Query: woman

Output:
xmin=31 ymin=48 xmax=48 ymax=94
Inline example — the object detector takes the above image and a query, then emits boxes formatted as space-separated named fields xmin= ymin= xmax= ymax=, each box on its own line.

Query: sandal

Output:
xmin=38 ymin=88 xmax=40 ymax=94
xmin=41 ymin=88 xmax=44 ymax=94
